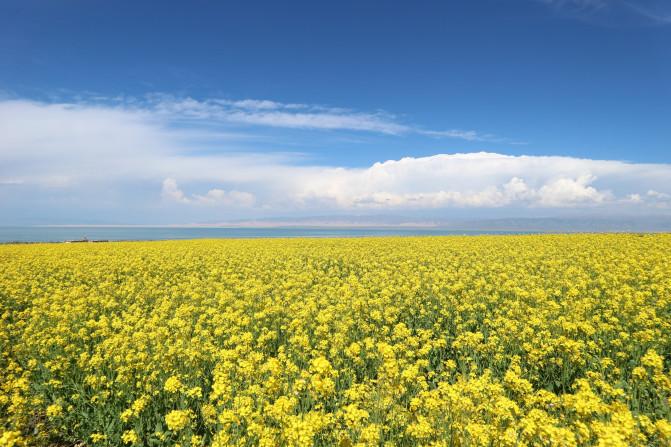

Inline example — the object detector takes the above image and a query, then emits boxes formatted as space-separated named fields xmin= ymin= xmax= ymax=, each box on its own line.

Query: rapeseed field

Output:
xmin=1 ymin=235 xmax=670 ymax=446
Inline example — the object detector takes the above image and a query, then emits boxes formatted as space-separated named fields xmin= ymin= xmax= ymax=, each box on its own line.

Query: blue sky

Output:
xmin=1 ymin=0 xmax=670 ymax=224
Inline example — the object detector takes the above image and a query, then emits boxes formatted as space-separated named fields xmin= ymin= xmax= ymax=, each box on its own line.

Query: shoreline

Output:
xmin=2 ymin=230 xmax=669 ymax=245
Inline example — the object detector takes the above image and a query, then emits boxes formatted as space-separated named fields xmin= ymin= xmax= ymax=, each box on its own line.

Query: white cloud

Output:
xmin=624 ymin=2 xmax=671 ymax=24
xmin=162 ymin=178 xmax=255 ymax=207
xmin=536 ymin=174 xmax=610 ymax=207
xmin=193 ymin=189 xmax=256 ymax=207
xmin=161 ymin=178 xmax=190 ymax=203
xmin=540 ymin=0 xmax=606 ymax=10
xmin=284 ymin=155 xmax=621 ymax=209
xmin=623 ymin=193 xmax=642 ymax=203
xmin=419 ymin=129 xmax=526 ymax=144
xmin=151 ymin=153 xmax=665 ymax=212
xmin=647 ymin=189 xmax=670 ymax=200
xmin=225 ymin=99 xmax=285 ymax=110
xmin=540 ymin=0 xmax=671 ymax=25
xmin=224 ymin=109 xmax=409 ymax=134
xmin=646 ymin=190 xmax=671 ymax=208
xmin=1 ymin=98 xmax=671 ymax=223
xmin=145 ymin=95 xmax=411 ymax=135
xmin=216 ymin=99 xmax=307 ymax=110
xmin=74 ymin=93 xmax=510 ymax=142
xmin=0 ymin=178 xmax=25 ymax=185
xmin=420 ymin=129 xmax=485 ymax=141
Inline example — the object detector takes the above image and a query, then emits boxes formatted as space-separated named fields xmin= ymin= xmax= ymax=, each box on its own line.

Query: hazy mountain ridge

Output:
xmin=186 ymin=215 xmax=671 ymax=232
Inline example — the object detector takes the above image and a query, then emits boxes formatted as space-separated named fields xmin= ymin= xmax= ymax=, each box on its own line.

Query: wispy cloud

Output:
xmin=61 ymin=93 xmax=515 ymax=143
xmin=539 ymin=0 xmax=671 ymax=25
xmin=418 ymin=129 xmax=526 ymax=145
xmin=541 ymin=0 xmax=606 ymax=9
xmin=623 ymin=0 xmax=671 ymax=23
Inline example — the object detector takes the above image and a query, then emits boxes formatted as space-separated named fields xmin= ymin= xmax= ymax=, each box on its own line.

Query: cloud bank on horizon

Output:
xmin=1 ymin=97 xmax=670 ymax=224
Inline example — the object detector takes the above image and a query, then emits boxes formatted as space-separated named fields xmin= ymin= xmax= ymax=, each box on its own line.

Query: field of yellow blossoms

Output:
xmin=1 ymin=234 xmax=670 ymax=447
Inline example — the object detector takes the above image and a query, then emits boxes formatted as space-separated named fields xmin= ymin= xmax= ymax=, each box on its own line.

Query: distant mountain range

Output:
xmin=185 ymin=215 xmax=671 ymax=232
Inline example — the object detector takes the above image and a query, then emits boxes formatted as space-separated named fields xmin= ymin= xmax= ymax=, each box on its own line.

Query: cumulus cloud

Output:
xmin=646 ymin=190 xmax=671 ymax=208
xmin=647 ymin=190 xmax=671 ymax=200
xmin=194 ymin=189 xmax=256 ymax=206
xmin=623 ymin=193 xmax=642 ymax=203
xmin=536 ymin=174 xmax=610 ymax=207
xmin=156 ymin=152 xmax=669 ymax=211
xmin=162 ymin=178 xmax=255 ymax=207
xmin=1 ymin=98 xmax=671 ymax=223
xmin=161 ymin=178 xmax=190 ymax=203
xmin=283 ymin=155 xmax=619 ymax=209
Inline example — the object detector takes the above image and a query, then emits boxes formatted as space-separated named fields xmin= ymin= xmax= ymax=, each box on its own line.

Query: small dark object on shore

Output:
xmin=64 ymin=237 xmax=109 ymax=243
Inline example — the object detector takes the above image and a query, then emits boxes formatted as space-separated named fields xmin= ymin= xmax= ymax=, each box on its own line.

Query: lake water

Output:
xmin=0 ymin=226 xmax=531 ymax=243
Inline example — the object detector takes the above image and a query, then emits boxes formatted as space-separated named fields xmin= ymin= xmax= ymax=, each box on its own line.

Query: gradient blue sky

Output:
xmin=1 ymin=0 xmax=670 ymax=224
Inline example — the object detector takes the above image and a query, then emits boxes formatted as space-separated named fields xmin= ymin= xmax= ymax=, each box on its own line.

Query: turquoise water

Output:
xmin=0 ymin=226 xmax=530 ymax=243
